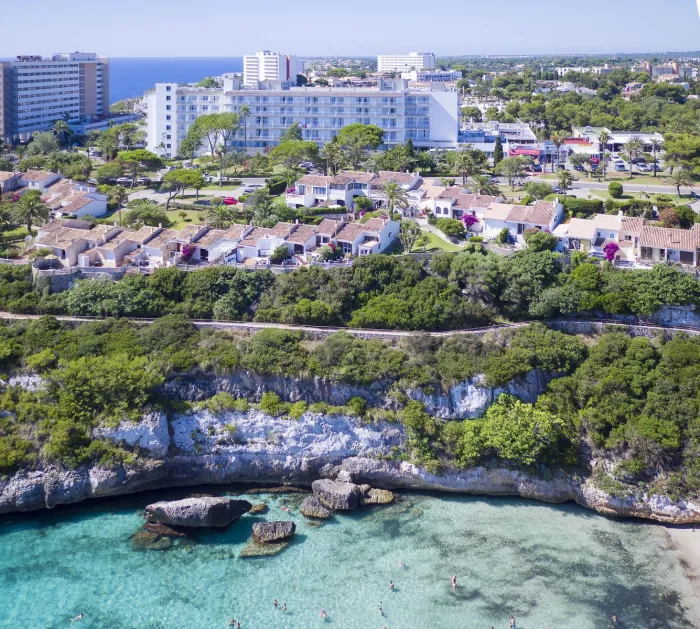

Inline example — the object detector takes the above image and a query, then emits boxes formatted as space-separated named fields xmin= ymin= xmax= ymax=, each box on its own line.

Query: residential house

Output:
xmin=432 ymin=188 xmax=500 ymax=231
xmin=191 ymin=224 xmax=251 ymax=263
xmin=42 ymin=180 xmax=108 ymax=218
xmin=95 ymin=226 xmax=162 ymax=267
xmin=19 ymin=170 xmax=62 ymax=192
xmin=34 ymin=220 xmax=121 ymax=266
xmin=639 ymin=226 xmax=700 ymax=266
xmin=141 ymin=224 xmax=209 ymax=266
xmin=0 ymin=171 xmax=21 ymax=193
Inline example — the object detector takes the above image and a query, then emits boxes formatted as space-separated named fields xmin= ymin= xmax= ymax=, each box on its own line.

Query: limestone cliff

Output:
xmin=1 ymin=407 xmax=698 ymax=524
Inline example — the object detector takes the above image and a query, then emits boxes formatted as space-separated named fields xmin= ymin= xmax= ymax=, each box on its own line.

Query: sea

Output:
xmin=109 ymin=57 xmax=243 ymax=103
xmin=0 ymin=487 xmax=698 ymax=629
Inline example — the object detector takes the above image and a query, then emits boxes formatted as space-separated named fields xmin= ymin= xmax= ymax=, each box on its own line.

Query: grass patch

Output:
xmin=167 ymin=209 xmax=206 ymax=229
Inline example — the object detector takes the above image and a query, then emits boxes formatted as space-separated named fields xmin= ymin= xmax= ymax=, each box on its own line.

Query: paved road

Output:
xmin=128 ymin=177 xmax=269 ymax=205
xmin=1 ymin=312 xmax=698 ymax=338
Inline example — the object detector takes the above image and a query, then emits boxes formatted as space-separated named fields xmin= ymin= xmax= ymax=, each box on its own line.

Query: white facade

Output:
xmin=401 ymin=70 xmax=461 ymax=82
xmin=243 ymin=51 xmax=297 ymax=87
xmin=146 ymin=78 xmax=459 ymax=157
xmin=0 ymin=53 xmax=110 ymax=142
xmin=378 ymin=53 xmax=436 ymax=73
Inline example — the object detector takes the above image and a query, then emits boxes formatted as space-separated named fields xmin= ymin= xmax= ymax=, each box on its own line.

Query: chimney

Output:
xmin=617 ymin=210 xmax=623 ymax=218
xmin=158 ymin=223 xmax=162 ymax=228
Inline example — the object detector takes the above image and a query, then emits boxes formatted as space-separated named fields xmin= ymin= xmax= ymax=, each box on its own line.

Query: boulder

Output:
xmin=249 ymin=503 xmax=268 ymax=514
xmin=312 ymin=479 xmax=362 ymax=511
xmin=144 ymin=497 xmax=252 ymax=528
xmin=300 ymin=496 xmax=331 ymax=519
xmin=361 ymin=487 xmax=395 ymax=505
xmin=252 ymin=521 xmax=296 ymax=544
xmin=144 ymin=522 xmax=186 ymax=537
xmin=239 ymin=540 xmax=289 ymax=558
xmin=130 ymin=530 xmax=172 ymax=551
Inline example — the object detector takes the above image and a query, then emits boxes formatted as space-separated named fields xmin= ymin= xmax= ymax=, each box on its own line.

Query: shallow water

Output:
xmin=0 ymin=488 xmax=696 ymax=629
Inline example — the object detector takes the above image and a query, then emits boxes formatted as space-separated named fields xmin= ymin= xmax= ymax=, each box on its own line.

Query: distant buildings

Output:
xmin=145 ymin=77 xmax=459 ymax=157
xmin=0 ymin=53 xmax=110 ymax=143
xmin=400 ymin=69 xmax=461 ymax=83
xmin=377 ymin=53 xmax=436 ymax=73
xmin=243 ymin=51 xmax=298 ymax=87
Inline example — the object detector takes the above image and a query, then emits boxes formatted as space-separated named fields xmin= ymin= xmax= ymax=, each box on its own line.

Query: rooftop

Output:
xmin=21 ymin=170 xmax=55 ymax=183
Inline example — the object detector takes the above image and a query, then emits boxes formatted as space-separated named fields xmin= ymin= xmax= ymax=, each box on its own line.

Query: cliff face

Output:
xmin=1 ymin=407 xmax=699 ymax=524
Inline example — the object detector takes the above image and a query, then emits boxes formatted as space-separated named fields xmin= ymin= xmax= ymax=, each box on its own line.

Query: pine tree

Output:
xmin=493 ymin=136 xmax=504 ymax=166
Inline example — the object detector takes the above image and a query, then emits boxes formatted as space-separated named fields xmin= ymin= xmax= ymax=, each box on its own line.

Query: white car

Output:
xmin=116 ymin=177 xmax=131 ymax=185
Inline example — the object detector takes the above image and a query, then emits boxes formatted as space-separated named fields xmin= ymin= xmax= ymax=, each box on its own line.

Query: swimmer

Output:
xmin=282 ymin=506 xmax=290 ymax=512
xmin=229 ymin=620 xmax=235 ymax=627
xmin=281 ymin=603 xmax=287 ymax=612
xmin=510 ymin=615 xmax=516 ymax=628
xmin=237 ymin=623 xmax=240 ymax=629
xmin=612 ymin=615 xmax=617 ymax=624
xmin=398 ymin=560 xmax=404 ymax=568
xmin=378 ymin=602 xmax=384 ymax=616
xmin=320 ymin=608 xmax=328 ymax=619
xmin=451 ymin=575 xmax=457 ymax=590
xmin=273 ymin=599 xmax=278 ymax=608
xmin=70 ymin=614 xmax=84 ymax=623
xmin=389 ymin=581 xmax=395 ymax=590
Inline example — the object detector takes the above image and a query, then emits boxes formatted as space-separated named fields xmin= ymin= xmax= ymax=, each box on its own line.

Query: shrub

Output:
xmin=346 ymin=396 xmax=368 ymax=417
xmin=288 ymin=400 xmax=307 ymax=420
xmin=436 ymin=217 xmax=466 ymax=239
xmin=608 ymin=182 xmax=624 ymax=199
xmin=204 ymin=392 xmax=244 ymax=414
xmin=526 ymin=231 xmax=557 ymax=252
xmin=468 ymin=236 xmax=484 ymax=242
xmin=495 ymin=227 xmax=510 ymax=244
xmin=426 ymin=212 xmax=438 ymax=226
xmin=259 ymin=391 xmax=283 ymax=415
xmin=270 ymin=244 xmax=290 ymax=265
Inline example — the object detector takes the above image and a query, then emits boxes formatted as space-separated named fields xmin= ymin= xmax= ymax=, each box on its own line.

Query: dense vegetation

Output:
xmin=1 ymin=315 xmax=699 ymax=501
xmin=3 ymin=251 xmax=700 ymax=329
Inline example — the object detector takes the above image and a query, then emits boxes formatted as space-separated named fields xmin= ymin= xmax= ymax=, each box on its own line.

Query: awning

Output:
xmin=508 ymin=148 xmax=540 ymax=157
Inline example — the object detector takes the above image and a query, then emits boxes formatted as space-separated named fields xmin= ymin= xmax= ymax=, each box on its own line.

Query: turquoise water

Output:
xmin=0 ymin=488 xmax=696 ymax=629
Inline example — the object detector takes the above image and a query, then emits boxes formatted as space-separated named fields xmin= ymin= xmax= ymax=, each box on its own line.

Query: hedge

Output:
xmin=545 ymin=194 xmax=603 ymax=217
xmin=266 ymin=177 xmax=287 ymax=195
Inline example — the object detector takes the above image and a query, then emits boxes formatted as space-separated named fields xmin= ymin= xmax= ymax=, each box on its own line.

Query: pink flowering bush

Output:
xmin=604 ymin=242 xmax=619 ymax=261
xmin=462 ymin=214 xmax=479 ymax=230
xmin=181 ymin=243 xmax=196 ymax=262
xmin=286 ymin=187 xmax=296 ymax=194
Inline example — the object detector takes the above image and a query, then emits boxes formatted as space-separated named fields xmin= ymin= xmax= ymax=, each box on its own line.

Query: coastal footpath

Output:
xmin=2 ymin=392 xmax=699 ymax=524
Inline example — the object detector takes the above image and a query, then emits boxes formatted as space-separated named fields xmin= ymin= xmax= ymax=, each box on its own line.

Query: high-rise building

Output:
xmin=377 ymin=53 xmax=436 ymax=73
xmin=0 ymin=52 xmax=110 ymax=143
xmin=243 ymin=51 xmax=297 ymax=88
xmin=145 ymin=77 xmax=459 ymax=158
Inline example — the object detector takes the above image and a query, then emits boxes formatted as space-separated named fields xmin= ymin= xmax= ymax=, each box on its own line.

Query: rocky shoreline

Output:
xmin=1 ymin=408 xmax=699 ymax=523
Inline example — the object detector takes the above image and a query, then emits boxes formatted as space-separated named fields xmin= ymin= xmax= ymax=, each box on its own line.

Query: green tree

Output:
xmin=550 ymin=130 xmax=568 ymax=173
xmin=52 ymin=119 xmax=72 ymax=148
xmin=110 ymin=186 xmax=128 ymax=225
xmin=470 ymin=174 xmax=500 ymax=196
xmin=493 ymin=136 xmax=504 ymax=166
xmin=247 ymin=188 xmax=275 ymax=226
xmin=336 ymin=124 xmax=384 ymax=169
xmin=668 ymin=169 xmax=694 ymax=198
xmin=623 ymin=136 xmax=644 ymax=177
xmin=497 ymin=156 xmax=528 ymax=190
xmin=399 ymin=220 xmax=421 ymax=252
xmin=196 ymin=77 xmax=221 ymax=88
xmin=557 ymin=169 xmax=574 ymax=190
xmin=649 ymin=138 xmax=662 ymax=178
xmin=204 ymin=205 xmax=235 ymax=229
xmin=320 ymin=136 xmax=344 ymax=176
xmin=381 ymin=180 xmax=409 ymax=214
xmin=124 ymin=201 xmax=170 ymax=228
xmin=269 ymin=140 xmax=319 ymax=170
xmin=448 ymin=147 xmax=488 ymax=186
xmin=161 ymin=169 xmax=205 ymax=206
xmin=117 ymin=149 xmax=163 ymax=189
xmin=526 ymin=231 xmax=558 ymax=252
xmin=25 ymin=131 xmax=59 ymax=156
xmin=11 ymin=189 xmax=49 ymax=232
xmin=524 ymin=182 xmax=554 ymax=200
xmin=239 ymin=105 xmax=251 ymax=154
xmin=608 ymin=181 xmax=624 ymax=198
xmin=280 ymin=122 xmax=303 ymax=142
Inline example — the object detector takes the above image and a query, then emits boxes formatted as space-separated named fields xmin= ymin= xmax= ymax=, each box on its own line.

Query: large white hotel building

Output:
xmin=377 ymin=52 xmax=436 ymax=73
xmin=243 ymin=51 xmax=298 ymax=88
xmin=0 ymin=52 xmax=110 ymax=143
xmin=145 ymin=77 xmax=459 ymax=158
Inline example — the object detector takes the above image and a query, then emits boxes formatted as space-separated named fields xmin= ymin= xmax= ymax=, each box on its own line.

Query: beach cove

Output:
xmin=1 ymin=487 xmax=698 ymax=629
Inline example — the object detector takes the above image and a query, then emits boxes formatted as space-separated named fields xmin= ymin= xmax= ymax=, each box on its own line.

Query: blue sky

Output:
xmin=2 ymin=0 xmax=699 ymax=57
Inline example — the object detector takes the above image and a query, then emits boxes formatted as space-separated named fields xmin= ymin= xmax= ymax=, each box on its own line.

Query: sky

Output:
xmin=2 ymin=0 xmax=699 ymax=58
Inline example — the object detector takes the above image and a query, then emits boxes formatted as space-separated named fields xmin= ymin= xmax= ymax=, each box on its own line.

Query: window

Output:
xmin=166 ymin=105 xmax=171 ymax=111
xmin=166 ymin=135 xmax=171 ymax=139
xmin=166 ymin=95 xmax=171 ymax=101
xmin=312 ymin=187 xmax=326 ymax=195
xmin=166 ymin=115 xmax=171 ymax=120
xmin=166 ymin=85 xmax=171 ymax=92
xmin=166 ymin=143 xmax=171 ymax=148
xmin=166 ymin=125 xmax=171 ymax=130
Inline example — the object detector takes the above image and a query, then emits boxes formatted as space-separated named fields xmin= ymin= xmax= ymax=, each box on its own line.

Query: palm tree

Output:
xmin=204 ymin=205 xmax=235 ymax=229
xmin=280 ymin=165 xmax=303 ymax=188
xmin=52 ymin=119 xmax=71 ymax=147
xmin=597 ymin=130 xmax=611 ymax=158
xmin=469 ymin=174 xmax=499 ymax=196
xmin=668 ymin=169 xmax=694 ymax=198
xmin=557 ymin=170 xmax=574 ymax=190
xmin=11 ymin=189 xmax=49 ymax=232
xmin=451 ymin=148 xmax=480 ymax=186
xmin=381 ymin=180 xmax=409 ymax=215
xmin=623 ymin=137 xmax=644 ymax=177
xmin=649 ymin=138 xmax=662 ymax=178
xmin=600 ymin=152 xmax=611 ymax=181
xmin=550 ymin=130 xmax=568 ymax=173
xmin=110 ymin=186 xmax=128 ymax=225
xmin=239 ymin=105 xmax=251 ymax=155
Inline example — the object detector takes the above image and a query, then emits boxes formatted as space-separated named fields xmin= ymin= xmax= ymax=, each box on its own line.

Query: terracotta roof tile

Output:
xmin=506 ymin=201 xmax=558 ymax=226
xmin=316 ymin=219 xmax=342 ymax=236
xmin=335 ymin=223 xmax=365 ymax=242
xmin=297 ymin=175 xmax=331 ymax=187
xmin=286 ymin=224 xmax=317 ymax=244
xmin=639 ymin=226 xmax=700 ymax=251
xmin=20 ymin=170 xmax=55 ymax=183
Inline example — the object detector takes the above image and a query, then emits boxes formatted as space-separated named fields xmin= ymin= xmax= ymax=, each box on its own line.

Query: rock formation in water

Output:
xmin=252 ymin=521 xmax=296 ymax=543
xmin=144 ymin=497 xmax=252 ymax=528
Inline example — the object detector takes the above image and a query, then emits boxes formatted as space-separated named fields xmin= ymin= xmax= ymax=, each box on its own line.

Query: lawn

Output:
xmin=0 ymin=225 xmax=32 ymax=244
xmin=589 ymin=189 xmax=692 ymax=205
xmin=388 ymin=231 xmax=462 ymax=255
xmin=166 ymin=208 xmax=206 ymax=229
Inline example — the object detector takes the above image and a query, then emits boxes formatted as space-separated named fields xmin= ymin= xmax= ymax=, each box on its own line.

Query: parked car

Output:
xmin=116 ymin=177 xmax=131 ymax=185
xmin=136 ymin=177 xmax=151 ymax=185
xmin=222 ymin=197 xmax=238 ymax=205
xmin=552 ymin=186 xmax=564 ymax=193
xmin=242 ymin=188 xmax=254 ymax=194
xmin=615 ymin=164 xmax=627 ymax=172
xmin=247 ymin=183 xmax=263 ymax=189
xmin=637 ymin=164 xmax=651 ymax=172
xmin=203 ymin=174 xmax=215 ymax=183
xmin=653 ymin=164 xmax=663 ymax=172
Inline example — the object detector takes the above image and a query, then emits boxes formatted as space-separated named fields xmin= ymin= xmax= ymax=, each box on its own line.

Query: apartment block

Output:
xmin=377 ymin=53 xmax=436 ymax=73
xmin=0 ymin=53 xmax=110 ymax=143
xmin=243 ymin=51 xmax=297 ymax=88
xmin=401 ymin=70 xmax=461 ymax=83
xmin=145 ymin=78 xmax=459 ymax=157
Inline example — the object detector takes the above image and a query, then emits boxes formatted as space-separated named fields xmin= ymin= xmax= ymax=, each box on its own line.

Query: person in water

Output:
xmin=398 ymin=561 xmax=404 ymax=568
xmin=509 ymin=615 xmax=516 ymax=628
xmin=389 ymin=581 xmax=395 ymax=590
xmin=229 ymin=620 xmax=235 ymax=627
xmin=451 ymin=575 xmax=457 ymax=590
xmin=281 ymin=603 xmax=287 ymax=612
xmin=273 ymin=599 xmax=278 ymax=608
xmin=612 ymin=614 xmax=618 ymax=624
xmin=70 ymin=614 xmax=84 ymax=623
xmin=378 ymin=602 xmax=384 ymax=615
xmin=320 ymin=608 xmax=328 ymax=619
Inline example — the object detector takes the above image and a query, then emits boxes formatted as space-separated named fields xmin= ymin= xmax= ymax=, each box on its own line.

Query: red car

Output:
xmin=221 ymin=197 xmax=238 ymax=205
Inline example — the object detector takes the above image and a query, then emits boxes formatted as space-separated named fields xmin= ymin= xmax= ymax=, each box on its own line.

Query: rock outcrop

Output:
xmin=144 ymin=497 xmax=252 ymax=528
xmin=252 ymin=521 xmax=296 ymax=543
xmin=312 ymin=479 xmax=362 ymax=511
xmin=360 ymin=486 xmax=395 ymax=505
xmin=300 ymin=496 xmax=331 ymax=519
xmin=130 ymin=530 xmax=172 ymax=551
